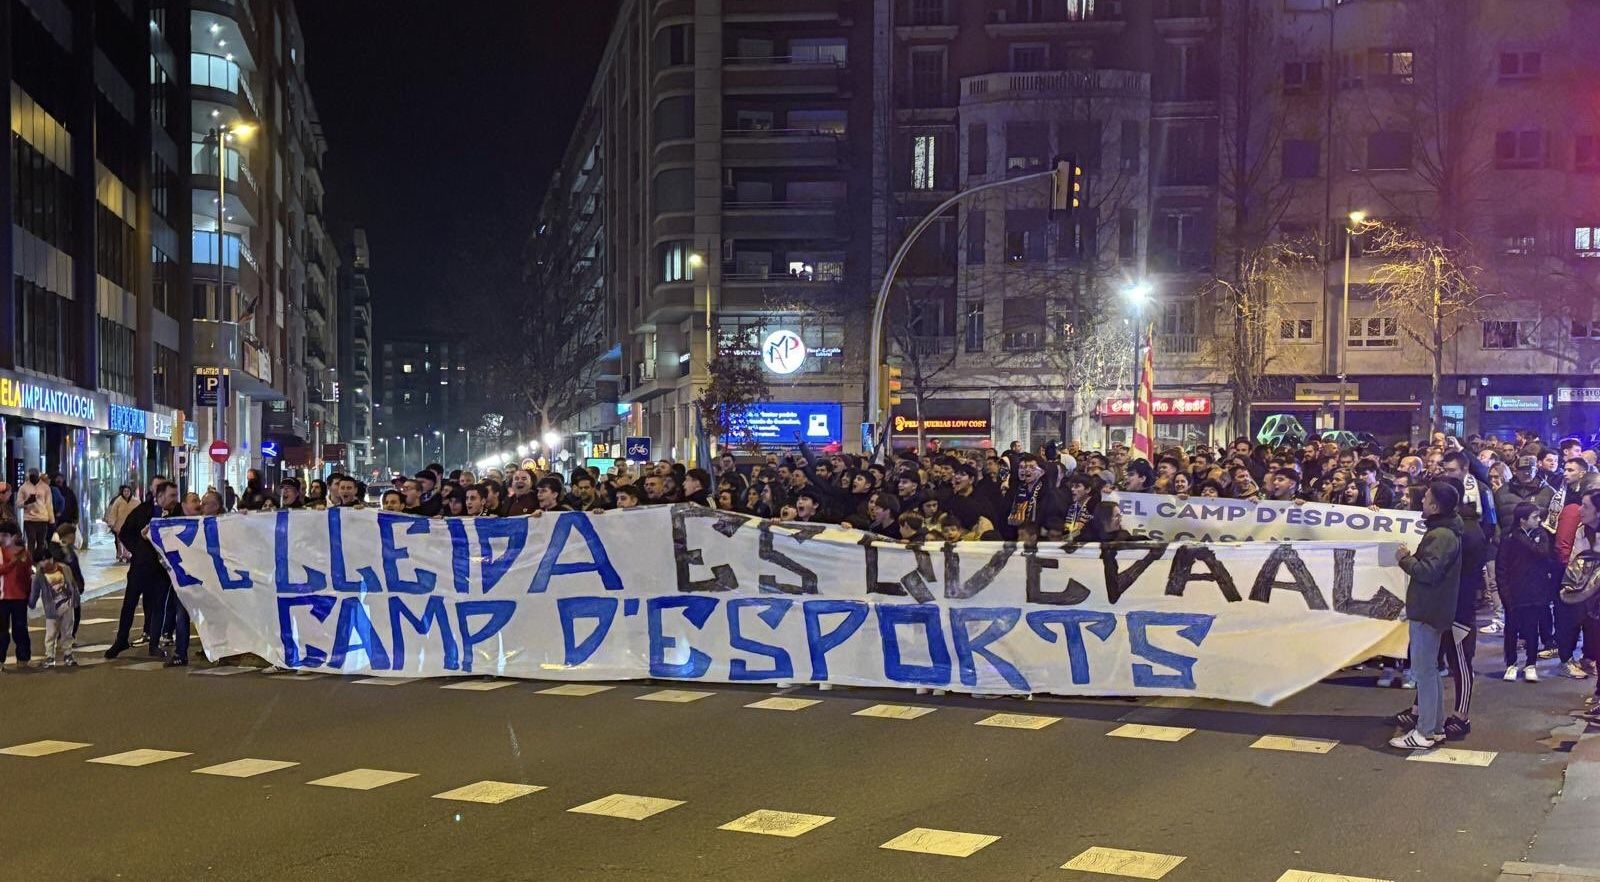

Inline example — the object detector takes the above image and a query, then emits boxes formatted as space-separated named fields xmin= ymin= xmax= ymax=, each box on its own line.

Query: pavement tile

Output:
xmin=1275 ymin=871 xmax=1393 ymax=882
xmin=1406 ymin=747 xmax=1498 ymax=767
xmin=1251 ymin=735 xmax=1340 ymax=754
xmin=567 ymin=793 xmax=685 ymax=820
xmin=636 ymin=689 xmax=715 ymax=703
xmin=718 ymin=809 xmax=835 ymax=838
xmin=87 ymin=748 xmax=193 ymax=767
xmin=975 ymin=712 xmax=1060 ymax=730
xmin=440 ymin=680 xmax=516 ymax=692
xmin=193 ymin=758 xmax=301 ymax=778
xmin=536 ymin=684 xmax=614 ymax=696
xmin=745 ymin=697 xmax=821 ymax=711
xmin=432 ymin=781 xmax=546 ymax=804
xmin=1106 ymin=723 xmax=1194 ymax=742
xmin=0 ymin=740 xmax=92 ymax=757
xmin=307 ymin=768 xmax=419 ymax=790
xmin=853 ymin=703 xmax=936 ymax=721
xmin=879 ymin=827 xmax=999 ymax=858
xmin=1061 ymin=846 xmax=1186 ymax=879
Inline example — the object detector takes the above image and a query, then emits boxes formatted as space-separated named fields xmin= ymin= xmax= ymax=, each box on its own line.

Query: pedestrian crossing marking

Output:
xmin=879 ymin=827 xmax=999 ymax=858
xmin=746 ymin=697 xmax=820 ymax=711
xmin=193 ymin=758 xmax=300 ymax=778
xmin=1251 ymin=735 xmax=1339 ymax=754
xmin=718 ymin=809 xmax=835 ymax=838
xmin=79 ymin=618 xmax=115 ymax=625
xmin=308 ymin=768 xmax=419 ymax=790
xmin=1107 ymin=724 xmax=1194 ymax=742
xmin=352 ymin=677 xmax=414 ymax=686
xmin=1062 ymin=846 xmax=1186 ymax=878
xmin=87 ymin=748 xmax=193 ymax=767
xmin=975 ymin=712 xmax=1059 ymax=730
xmin=432 ymin=781 xmax=545 ymax=804
xmin=568 ymin=793 xmax=685 ymax=820
xmin=190 ymin=666 xmax=254 ymax=676
xmin=1275 ymin=871 xmax=1392 ymax=882
xmin=441 ymin=680 xmax=516 ymax=692
xmin=636 ymin=689 xmax=715 ymax=703
xmin=1405 ymin=747 xmax=1497 ymax=767
xmin=116 ymin=661 xmax=166 ymax=671
xmin=0 ymin=740 xmax=92 ymax=757
xmin=537 ymin=684 xmax=614 ymax=696
xmin=853 ymin=703 xmax=936 ymax=720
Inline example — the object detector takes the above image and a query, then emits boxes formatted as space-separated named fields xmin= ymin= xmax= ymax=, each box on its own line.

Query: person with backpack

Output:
xmin=1559 ymin=488 xmax=1600 ymax=710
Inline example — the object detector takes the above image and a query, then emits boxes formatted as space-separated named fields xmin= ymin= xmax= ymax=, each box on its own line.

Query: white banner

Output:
xmin=150 ymin=506 xmax=1408 ymax=706
xmin=1107 ymin=492 xmax=1428 ymax=543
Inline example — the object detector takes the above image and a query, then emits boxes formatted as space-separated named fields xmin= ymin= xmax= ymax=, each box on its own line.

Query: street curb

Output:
xmin=1503 ymin=717 xmax=1600 ymax=881
xmin=1499 ymin=862 xmax=1600 ymax=881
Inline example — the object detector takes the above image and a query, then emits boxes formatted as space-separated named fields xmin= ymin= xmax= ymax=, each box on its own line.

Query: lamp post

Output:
xmin=413 ymin=433 xmax=424 ymax=472
xmin=1124 ymin=282 xmax=1154 ymax=451
xmin=1339 ymin=211 xmax=1368 ymax=432
xmin=397 ymin=436 xmax=407 ymax=474
xmin=433 ymin=429 xmax=444 ymax=468
xmin=208 ymin=120 xmax=252 ymax=494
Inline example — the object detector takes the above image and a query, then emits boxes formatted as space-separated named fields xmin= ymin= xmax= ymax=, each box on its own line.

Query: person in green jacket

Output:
xmin=1390 ymin=480 xmax=1464 ymax=750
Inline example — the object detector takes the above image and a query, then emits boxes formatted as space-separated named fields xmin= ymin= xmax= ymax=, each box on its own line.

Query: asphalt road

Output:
xmin=2 ymin=591 xmax=1596 ymax=882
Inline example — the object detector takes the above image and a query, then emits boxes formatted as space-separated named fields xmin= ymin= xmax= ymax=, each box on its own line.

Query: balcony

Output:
xmin=641 ymin=281 xmax=696 ymax=329
xmin=722 ymin=129 xmax=844 ymax=168
xmin=1158 ymin=334 xmax=1200 ymax=355
xmin=723 ymin=54 xmax=845 ymax=95
xmin=983 ymin=4 xmax=1124 ymax=38
xmin=720 ymin=267 xmax=844 ymax=310
xmin=189 ymin=53 xmax=257 ymax=115
xmin=961 ymin=70 xmax=1149 ymax=106
xmin=721 ymin=200 xmax=843 ymax=239
xmin=190 ymin=146 xmax=260 ymax=227
xmin=722 ymin=0 xmax=846 ymax=23
xmin=192 ymin=319 xmax=281 ymax=398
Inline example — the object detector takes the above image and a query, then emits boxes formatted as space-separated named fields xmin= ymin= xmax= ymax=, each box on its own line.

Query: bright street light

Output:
xmin=1123 ymin=281 xmax=1153 ymax=307
xmin=1349 ymin=210 xmax=1367 ymax=225
xmin=542 ymin=430 xmax=562 ymax=449
xmin=516 ymin=443 xmax=529 ymax=457
xmin=687 ymin=252 xmax=705 ymax=269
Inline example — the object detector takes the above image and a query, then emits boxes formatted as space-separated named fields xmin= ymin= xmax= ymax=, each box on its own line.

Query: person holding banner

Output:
xmin=1391 ymin=481 xmax=1464 ymax=751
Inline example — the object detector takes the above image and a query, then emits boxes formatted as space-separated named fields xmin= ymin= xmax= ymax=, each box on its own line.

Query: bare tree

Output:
xmin=1365 ymin=221 xmax=1493 ymax=437
xmin=1202 ymin=236 xmax=1322 ymax=432
xmin=693 ymin=317 xmax=771 ymax=453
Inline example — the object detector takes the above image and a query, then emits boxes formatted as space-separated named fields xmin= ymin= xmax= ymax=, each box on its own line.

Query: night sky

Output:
xmin=298 ymin=1 xmax=619 ymax=337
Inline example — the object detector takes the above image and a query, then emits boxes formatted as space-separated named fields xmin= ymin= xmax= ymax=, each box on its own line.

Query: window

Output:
xmin=1283 ymin=60 xmax=1324 ymax=94
xmin=905 ymin=298 xmax=947 ymax=337
xmin=1158 ymin=300 xmax=1198 ymax=351
xmin=14 ymin=278 xmax=82 ymax=381
xmin=910 ymin=0 xmax=948 ymax=25
xmin=1119 ymin=208 xmax=1138 ymax=263
xmin=1368 ymin=49 xmax=1414 ymax=86
xmin=1365 ymin=131 xmax=1412 ymax=171
xmin=1155 ymin=212 xmax=1208 ymax=271
xmin=98 ymin=317 xmax=135 ymax=396
xmin=661 ymin=241 xmax=697 ymax=282
xmin=1120 ymin=120 xmax=1141 ymax=172
xmin=152 ymin=246 xmax=176 ymax=316
xmin=1282 ymin=139 xmax=1320 ymax=178
xmin=1056 ymin=120 xmax=1102 ymax=173
xmin=1005 ymin=209 xmax=1047 ymax=262
xmin=1009 ymin=0 xmax=1044 ymax=22
xmin=1010 ymin=44 xmax=1048 ymax=72
xmin=1005 ymin=122 xmax=1049 ymax=174
xmin=1056 ymin=207 xmax=1096 ymax=262
xmin=1498 ymin=217 xmax=1538 ymax=255
xmin=1482 ymin=320 xmax=1536 ymax=350
xmin=964 ymin=300 xmax=985 ymax=352
xmin=1498 ymin=51 xmax=1541 ymax=80
xmin=1002 ymin=298 xmax=1045 ymax=351
xmin=1575 ymin=225 xmax=1600 ymax=257
xmin=402 ymin=363 xmax=413 ymax=374
xmin=967 ymin=123 xmax=988 ymax=176
xmin=909 ymin=47 xmax=947 ymax=106
xmin=1348 ymin=316 xmax=1398 ymax=348
xmin=790 ymin=38 xmax=847 ymax=65
xmin=654 ymin=168 xmax=694 ymax=212
xmin=1572 ymin=319 xmax=1600 ymax=340
xmin=1279 ymin=319 xmax=1315 ymax=342
xmin=653 ymin=96 xmax=693 ymax=142
xmin=966 ymin=209 xmax=986 ymax=265
xmin=911 ymin=135 xmax=937 ymax=190
xmin=1494 ymin=130 xmax=1547 ymax=169
xmin=1578 ymin=136 xmax=1600 ymax=172
xmin=656 ymin=25 xmax=691 ymax=69
xmin=153 ymin=344 xmax=179 ymax=407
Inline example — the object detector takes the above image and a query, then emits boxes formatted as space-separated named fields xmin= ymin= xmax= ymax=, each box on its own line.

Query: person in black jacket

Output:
xmin=106 ymin=481 xmax=179 ymax=659
xmin=1004 ymin=448 xmax=1065 ymax=541
xmin=1497 ymin=502 xmax=1560 ymax=680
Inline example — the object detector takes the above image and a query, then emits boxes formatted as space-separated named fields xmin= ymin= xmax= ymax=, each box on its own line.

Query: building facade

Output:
xmin=376 ymin=335 xmax=470 ymax=474
xmin=3 ymin=0 xmax=342 ymax=526
xmin=338 ymin=227 xmax=373 ymax=477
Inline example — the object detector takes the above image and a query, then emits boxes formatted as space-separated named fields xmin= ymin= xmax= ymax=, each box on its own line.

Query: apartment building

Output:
xmin=338 ymin=227 xmax=374 ymax=476
xmin=376 ymin=335 xmax=471 ymax=473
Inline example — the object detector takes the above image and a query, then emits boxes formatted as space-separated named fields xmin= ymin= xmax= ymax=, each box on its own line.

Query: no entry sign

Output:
xmin=208 ymin=440 xmax=231 ymax=464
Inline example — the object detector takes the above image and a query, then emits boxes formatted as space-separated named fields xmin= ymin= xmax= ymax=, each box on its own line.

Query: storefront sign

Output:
xmin=890 ymin=399 xmax=992 ymax=437
xmin=1557 ymin=388 xmax=1600 ymax=404
xmin=1100 ymin=396 xmax=1213 ymax=419
xmin=108 ymin=404 xmax=149 ymax=436
xmin=1484 ymin=395 xmax=1544 ymax=412
xmin=726 ymin=402 xmax=843 ymax=447
xmin=0 ymin=372 xmax=104 ymax=429
xmin=1295 ymin=383 xmax=1358 ymax=402
xmin=761 ymin=330 xmax=808 ymax=375
xmin=149 ymin=412 xmax=174 ymax=442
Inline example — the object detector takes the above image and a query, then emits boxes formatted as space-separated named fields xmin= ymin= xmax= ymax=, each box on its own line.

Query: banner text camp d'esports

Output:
xmin=151 ymin=505 xmax=1408 ymax=706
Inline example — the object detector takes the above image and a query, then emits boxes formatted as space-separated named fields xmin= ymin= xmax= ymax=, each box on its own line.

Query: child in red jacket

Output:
xmin=0 ymin=522 xmax=36 ymax=671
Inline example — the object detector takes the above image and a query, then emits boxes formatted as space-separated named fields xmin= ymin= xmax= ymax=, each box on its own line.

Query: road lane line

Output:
xmin=87 ymin=748 xmax=192 ymax=767
xmin=1405 ymin=747 xmax=1497 ymax=767
xmin=1061 ymin=846 xmax=1186 ymax=878
xmin=745 ymin=697 xmax=820 ymax=711
xmin=193 ymin=758 xmax=300 ymax=778
xmin=536 ymin=684 xmax=614 ymax=696
xmin=975 ymin=712 xmax=1059 ymax=730
xmin=853 ymin=704 xmax=935 ymax=720
xmin=636 ymin=689 xmax=715 ymax=703
xmin=1251 ymin=735 xmax=1339 ymax=754
xmin=1106 ymin=724 xmax=1193 ymax=742
xmin=433 ymin=781 xmax=545 ymax=804
xmin=1 ymin=740 xmax=92 ymax=757
xmin=307 ymin=768 xmax=419 ymax=790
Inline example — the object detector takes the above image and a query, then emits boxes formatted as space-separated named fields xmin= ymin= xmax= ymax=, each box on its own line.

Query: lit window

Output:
xmin=1575 ymin=225 xmax=1600 ymax=257
xmin=401 ymin=363 xmax=413 ymax=373
xmin=912 ymin=135 xmax=937 ymax=190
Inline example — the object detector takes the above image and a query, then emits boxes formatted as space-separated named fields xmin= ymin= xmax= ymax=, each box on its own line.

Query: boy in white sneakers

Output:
xmin=28 ymin=558 xmax=78 ymax=667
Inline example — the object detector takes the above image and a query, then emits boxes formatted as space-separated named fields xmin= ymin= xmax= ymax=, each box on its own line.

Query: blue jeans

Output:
xmin=1409 ymin=620 xmax=1446 ymax=737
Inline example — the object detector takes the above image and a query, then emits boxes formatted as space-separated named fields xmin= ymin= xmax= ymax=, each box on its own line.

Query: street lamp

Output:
xmin=1124 ymin=281 xmax=1155 ymax=455
xmin=397 ymin=435 xmax=408 ymax=474
xmin=1340 ymin=210 xmax=1369 ymax=432
xmin=516 ymin=443 xmax=529 ymax=458
xmin=208 ymin=120 xmax=253 ymax=494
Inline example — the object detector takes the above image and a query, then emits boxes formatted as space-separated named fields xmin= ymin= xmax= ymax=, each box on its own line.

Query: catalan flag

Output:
xmin=1132 ymin=323 xmax=1156 ymax=461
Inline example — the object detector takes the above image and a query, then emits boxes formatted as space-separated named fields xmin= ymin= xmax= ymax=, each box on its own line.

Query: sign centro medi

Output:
xmin=762 ymin=329 xmax=807 ymax=375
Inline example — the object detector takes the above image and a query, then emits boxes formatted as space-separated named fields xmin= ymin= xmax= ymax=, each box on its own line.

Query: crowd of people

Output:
xmin=2 ymin=427 xmax=1598 ymax=753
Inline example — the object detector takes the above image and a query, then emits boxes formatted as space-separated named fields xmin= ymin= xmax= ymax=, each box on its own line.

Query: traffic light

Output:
xmin=1051 ymin=154 xmax=1082 ymax=217
xmin=887 ymin=365 xmax=903 ymax=407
